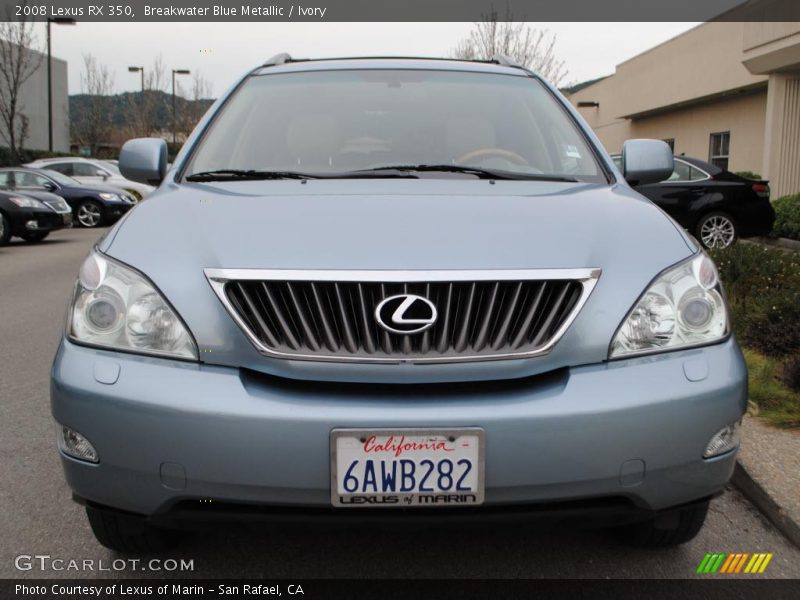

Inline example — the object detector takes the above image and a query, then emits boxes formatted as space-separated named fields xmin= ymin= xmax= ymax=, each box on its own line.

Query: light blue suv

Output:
xmin=51 ymin=55 xmax=746 ymax=552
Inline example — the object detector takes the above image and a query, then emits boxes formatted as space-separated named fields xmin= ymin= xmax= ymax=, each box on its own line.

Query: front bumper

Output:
xmin=51 ymin=338 xmax=747 ymax=519
xmin=103 ymin=201 xmax=133 ymax=222
xmin=11 ymin=208 xmax=70 ymax=235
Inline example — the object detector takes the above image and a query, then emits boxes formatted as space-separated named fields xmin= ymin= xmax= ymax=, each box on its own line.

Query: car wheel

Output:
xmin=615 ymin=500 xmax=709 ymax=547
xmin=76 ymin=200 xmax=104 ymax=228
xmin=696 ymin=212 xmax=737 ymax=249
xmin=0 ymin=212 xmax=10 ymax=245
xmin=86 ymin=506 xmax=182 ymax=553
xmin=20 ymin=232 xmax=49 ymax=243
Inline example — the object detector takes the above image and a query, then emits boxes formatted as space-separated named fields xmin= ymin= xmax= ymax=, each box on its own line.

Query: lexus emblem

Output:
xmin=375 ymin=294 xmax=438 ymax=335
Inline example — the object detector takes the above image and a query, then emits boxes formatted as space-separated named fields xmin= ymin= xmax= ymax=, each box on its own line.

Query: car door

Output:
xmin=70 ymin=161 xmax=112 ymax=186
xmin=634 ymin=160 xmax=709 ymax=230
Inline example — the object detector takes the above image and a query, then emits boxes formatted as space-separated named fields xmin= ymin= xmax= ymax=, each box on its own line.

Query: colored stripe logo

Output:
xmin=697 ymin=553 xmax=773 ymax=574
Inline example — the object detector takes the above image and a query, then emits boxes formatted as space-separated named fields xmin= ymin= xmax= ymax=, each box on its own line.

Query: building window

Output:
xmin=709 ymin=132 xmax=730 ymax=170
xmin=663 ymin=139 xmax=675 ymax=152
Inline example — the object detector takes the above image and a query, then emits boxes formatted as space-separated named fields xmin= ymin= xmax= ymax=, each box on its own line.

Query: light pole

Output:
xmin=128 ymin=66 xmax=145 ymax=135
xmin=171 ymin=69 xmax=190 ymax=144
xmin=47 ymin=18 xmax=76 ymax=152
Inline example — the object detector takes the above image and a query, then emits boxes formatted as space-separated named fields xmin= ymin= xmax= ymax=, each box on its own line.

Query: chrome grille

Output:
xmin=206 ymin=269 xmax=599 ymax=363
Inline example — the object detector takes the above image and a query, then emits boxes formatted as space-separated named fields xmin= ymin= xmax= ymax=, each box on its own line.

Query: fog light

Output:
xmin=25 ymin=220 xmax=38 ymax=230
xmin=704 ymin=421 xmax=740 ymax=458
xmin=56 ymin=424 xmax=99 ymax=463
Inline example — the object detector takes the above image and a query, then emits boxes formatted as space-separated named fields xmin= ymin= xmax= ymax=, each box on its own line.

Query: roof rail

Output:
xmin=263 ymin=53 xmax=292 ymax=67
xmin=491 ymin=54 xmax=525 ymax=69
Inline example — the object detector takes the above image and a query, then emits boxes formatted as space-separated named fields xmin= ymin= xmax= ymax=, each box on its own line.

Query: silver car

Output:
xmin=51 ymin=55 xmax=746 ymax=552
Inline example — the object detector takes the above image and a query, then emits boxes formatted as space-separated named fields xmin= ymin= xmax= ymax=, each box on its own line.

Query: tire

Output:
xmin=696 ymin=212 xmax=737 ymax=249
xmin=75 ymin=200 xmax=104 ymax=228
xmin=0 ymin=212 xmax=10 ymax=245
xmin=20 ymin=231 xmax=49 ymax=243
xmin=615 ymin=500 xmax=709 ymax=547
xmin=86 ymin=506 xmax=181 ymax=553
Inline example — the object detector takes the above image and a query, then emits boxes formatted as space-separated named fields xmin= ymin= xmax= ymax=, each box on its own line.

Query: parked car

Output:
xmin=0 ymin=189 xmax=72 ymax=245
xmin=25 ymin=157 xmax=155 ymax=201
xmin=0 ymin=167 xmax=136 ymax=228
xmin=52 ymin=55 xmax=746 ymax=553
xmin=611 ymin=154 xmax=775 ymax=248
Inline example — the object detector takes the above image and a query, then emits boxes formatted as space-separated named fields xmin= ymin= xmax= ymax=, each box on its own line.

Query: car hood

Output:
xmin=101 ymin=179 xmax=696 ymax=383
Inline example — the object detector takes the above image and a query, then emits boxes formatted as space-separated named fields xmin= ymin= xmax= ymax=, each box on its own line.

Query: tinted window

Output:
xmin=666 ymin=160 xmax=693 ymax=181
xmin=47 ymin=163 xmax=74 ymax=176
xmin=40 ymin=169 xmax=79 ymax=186
xmin=73 ymin=162 xmax=104 ymax=177
xmin=187 ymin=69 xmax=604 ymax=181
xmin=15 ymin=171 xmax=49 ymax=187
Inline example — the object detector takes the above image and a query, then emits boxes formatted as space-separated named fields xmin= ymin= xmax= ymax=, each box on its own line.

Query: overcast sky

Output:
xmin=46 ymin=22 xmax=698 ymax=97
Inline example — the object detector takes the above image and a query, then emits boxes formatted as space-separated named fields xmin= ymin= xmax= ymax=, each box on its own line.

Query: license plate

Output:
xmin=331 ymin=428 xmax=484 ymax=508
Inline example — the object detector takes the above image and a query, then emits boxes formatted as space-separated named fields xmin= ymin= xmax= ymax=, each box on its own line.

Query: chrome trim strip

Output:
xmin=204 ymin=268 xmax=601 ymax=364
xmin=205 ymin=267 xmax=600 ymax=282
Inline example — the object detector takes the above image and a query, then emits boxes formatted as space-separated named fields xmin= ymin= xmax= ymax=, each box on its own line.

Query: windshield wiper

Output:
xmin=351 ymin=164 xmax=579 ymax=182
xmin=186 ymin=168 xmax=418 ymax=181
xmin=185 ymin=169 xmax=316 ymax=182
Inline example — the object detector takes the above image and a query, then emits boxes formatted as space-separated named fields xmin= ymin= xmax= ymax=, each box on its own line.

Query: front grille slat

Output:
xmin=454 ymin=282 xmax=477 ymax=353
xmin=220 ymin=271 xmax=593 ymax=363
xmin=531 ymin=282 xmax=572 ymax=347
xmin=285 ymin=282 xmax=321 ymax=351
xmin=331 ymin=283 xmax=355 ymax=352
xmin=310 ymin=283 xmax=338 ymax=351
xmin=491 ymin=281 xmax=524 ymax=350
xmin=473 ymin=282 xmax=499 ymax=351
xmin=262 ymin=282 xmax=301 ymax=350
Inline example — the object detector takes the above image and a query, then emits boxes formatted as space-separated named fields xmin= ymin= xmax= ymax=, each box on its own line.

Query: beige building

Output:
xmin=565 ymin=20 xmax=800 ymax=198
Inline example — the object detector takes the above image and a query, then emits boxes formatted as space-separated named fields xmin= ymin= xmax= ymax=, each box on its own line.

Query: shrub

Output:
xmin=734 ymin=171 xmax=761 ymax=180
xmin=0 ymin=146 xmax=72 ymax=167
xmin=771 ymin=193 xmax=800 ymax=241
xmin=710 ymin=243 xmax=800 ymax=357
xmin=744 ymin=349 xmax=800 ymax=428
xmin=782 ymin=355 xmax=800 ymax=394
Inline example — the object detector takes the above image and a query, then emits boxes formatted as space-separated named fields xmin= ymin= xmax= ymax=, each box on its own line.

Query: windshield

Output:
xmin=101 ymin=162 xmax=121 ymax=175
xmin=185 ymin=69 xmax=605 ymax=182
xmin=41 ymin=169 xmax=80 ymax=186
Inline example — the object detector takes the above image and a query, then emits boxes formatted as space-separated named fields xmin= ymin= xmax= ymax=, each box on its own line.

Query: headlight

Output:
xmin=98 ymin=193 xmax=119 ymax=201
xmin=609 ymin=253 xmax=728 ymax=358
xmin=69 ymin=250 xmax=198 ymax=360
xmin=9 ymin=195 xmax=45 ymax=208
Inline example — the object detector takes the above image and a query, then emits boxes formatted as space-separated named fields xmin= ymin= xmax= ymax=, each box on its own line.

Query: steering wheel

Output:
xmin=456 ymin=148 xmax=530 ymax=167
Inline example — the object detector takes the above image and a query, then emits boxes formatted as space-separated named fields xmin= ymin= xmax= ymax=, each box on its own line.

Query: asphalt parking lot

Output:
xmin=1 ymin=227 xmax=799 ymax=579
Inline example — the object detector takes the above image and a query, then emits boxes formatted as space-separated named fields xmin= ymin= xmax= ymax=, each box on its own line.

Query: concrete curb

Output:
xmin=732 ymin=460 xmax=800 ymax=549
xmin=749 ymin=236 xmax=800 ymax=251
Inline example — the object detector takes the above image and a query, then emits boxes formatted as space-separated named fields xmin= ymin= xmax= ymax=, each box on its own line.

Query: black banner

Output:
xmin=0 ymin=0 xmax=798 ymax=22
xmin=4 ymin=579 xmax=800 ymax=600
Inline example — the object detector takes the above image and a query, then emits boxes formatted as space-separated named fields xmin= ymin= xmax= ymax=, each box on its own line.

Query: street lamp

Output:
xmin=47 ymin=18 xmax=76 ymax=152
xmin=128 ymin=66 xmax=145 ymax=136
xmin=171 ymin=69 xmax=191 ymax=144
xmin=128 ymin=65 xmax=144 ymax=95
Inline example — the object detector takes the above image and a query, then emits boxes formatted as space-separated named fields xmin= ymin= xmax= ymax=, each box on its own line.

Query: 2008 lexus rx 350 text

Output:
xmin=51 ymin=55 xmax=746 ymax=552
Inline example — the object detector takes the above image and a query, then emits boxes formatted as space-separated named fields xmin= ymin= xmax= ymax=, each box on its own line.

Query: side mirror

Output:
xmin=96 ymin=169 xmax=109 ymax=180
xmin=43 ymin=181 xmax=57 ymax=191
xmin=621 ymin=139 xmax=673 ymax=186
xmin=119 ymin=138 xmax=167 ymax=186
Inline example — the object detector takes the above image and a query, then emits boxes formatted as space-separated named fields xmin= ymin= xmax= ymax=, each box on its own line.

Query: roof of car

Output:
xmin=676 ymin=155 xmax=722 ymax=175
xmin=252 ymin=56 xmax=533 ymax=78
xmin=28 ymin=157 xmax=92 ymax=163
